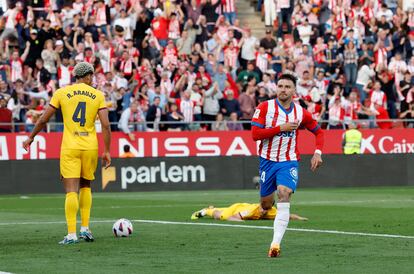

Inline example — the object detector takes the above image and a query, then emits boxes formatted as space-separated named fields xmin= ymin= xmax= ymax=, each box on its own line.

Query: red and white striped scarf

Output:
xmin=168 ymin=19 xmax=180 ymax=40
xmin=121 ymin=58 xmax=133 ymax=75
xmin=100 ymin=47 xmax=114 ymax=73
xmin=129 ymin=110 xmax=143 ymax=123
xmin=370 ymin=90 xmax=386 ymax=108
xmin=95 ymin=6 xmax=107 ymax=26
xmin=58 ymin=65 xmax=73 ymax=87
xmin=375 ymin=48 xmax=388 ymax=67
xmin=224 ymin=47 xmax=239 ymax=69
xmin=10 ymin=59 xmax=23 ymax=83
xmin=255 ymin=52 xmax=270 ymax=72
xmin=329 ymin=104 xmax=343 ymax=125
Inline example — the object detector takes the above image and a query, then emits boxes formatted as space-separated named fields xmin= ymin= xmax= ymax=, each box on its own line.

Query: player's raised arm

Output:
xmin=251 ymin=101 xmax=299 ymax=141
xmin=23 ymin=104 xmax=57 ymax=151
xmin=98 ymin=107 xmax=112 ymax=169
xmin=301 ymin=109 xmax=324 ymax=171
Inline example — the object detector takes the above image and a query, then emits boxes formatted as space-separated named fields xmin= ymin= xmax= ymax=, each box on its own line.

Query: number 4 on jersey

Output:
xmin=72 ymin=102 xmax=86 ymax=126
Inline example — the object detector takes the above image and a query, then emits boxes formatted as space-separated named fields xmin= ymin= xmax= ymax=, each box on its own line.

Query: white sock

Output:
xmin=271 ymin=203 xmax=290 ymax=246
xmin=67 ymin=233 xmax=77 ymax=240
xmin=80 ymin=226 xmax=89 ymax=232
xmin=200 ymin=209 xmax=207 ymax=216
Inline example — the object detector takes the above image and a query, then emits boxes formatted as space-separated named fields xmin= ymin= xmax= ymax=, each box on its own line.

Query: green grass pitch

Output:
xmin=0 ymin=187 xmax=413 ymax=274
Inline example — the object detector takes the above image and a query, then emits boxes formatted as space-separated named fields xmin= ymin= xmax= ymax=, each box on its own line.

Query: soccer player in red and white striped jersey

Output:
xmin=251 ymin=73 xmax=324 ymax=258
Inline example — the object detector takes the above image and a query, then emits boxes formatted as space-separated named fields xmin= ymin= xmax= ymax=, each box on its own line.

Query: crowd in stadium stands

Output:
xmin=0 ymin=0 xmax=413 ymax=134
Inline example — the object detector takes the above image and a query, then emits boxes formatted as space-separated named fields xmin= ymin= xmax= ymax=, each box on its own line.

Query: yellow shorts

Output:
xmin=219 ymin=203 xmax=249 ymax=220
xmin=60 ymin=149 xmax=98 ymax=180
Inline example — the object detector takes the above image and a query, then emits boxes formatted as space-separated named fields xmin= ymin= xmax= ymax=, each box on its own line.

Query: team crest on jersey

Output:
xmin=253 ymin=109 xmax=260 ymax=119
xmin=289 ymin=167 xmax=298 ymax=179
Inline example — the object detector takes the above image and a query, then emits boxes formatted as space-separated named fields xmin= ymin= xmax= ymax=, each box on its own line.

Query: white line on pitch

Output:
xmin=0 ymin=219 xmax=413 ymax=240
xmin=294 ymin=199 xmax=414 ymax=205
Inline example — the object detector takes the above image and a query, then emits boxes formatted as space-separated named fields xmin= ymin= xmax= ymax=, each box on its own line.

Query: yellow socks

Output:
xmin=79 ymin=187 xmax=92 ymax=229
xmin=65 ymin=192 xmax=79 ymax=234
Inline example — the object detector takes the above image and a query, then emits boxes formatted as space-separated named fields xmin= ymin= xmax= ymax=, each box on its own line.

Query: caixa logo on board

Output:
xmin=102 ymin=162 xmax=206 ymax=190
xmin=361 ymin=135 xmax=414 ymax=154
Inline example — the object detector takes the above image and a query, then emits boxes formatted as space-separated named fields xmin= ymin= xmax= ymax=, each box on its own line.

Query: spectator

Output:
xmin=167 ymin=103 xmax=185 ymax=131
xmin=277 ymin=0 xmax=294 ymax=38
xmin=118 ymin=101 xmax=146 ymax=140
xmin=203 ymin=82 xmax=223 ymax=127
xmin=260 ymin=29 xmax=276 ymax=54
xmin=356 ymin=61 xmax=376 ymax=103
xmin=227 ymin=112 xmax=243 ymax=131
xmin=240 ymin=29 xmax=257 ymax=69
xmin=120 ymin=145 xmax=135 ymax=158
xmin=0 ymin=95 xmax=12 ymax=132
xmin=238 ymin=84 xmax=256 ymax=129
xmin=146 ymin=96 xmax=162 ymax=131
xmin=212 ymin=113 xmax=228 ymax=131
xmin=328 ymin=96 xmax=345 ymax=129
xmin=343 ymin=41 xmax=358 ymax=96
xmin=237 ymin=62 xmax=260 ymax=84
xmin=374 ymin=102 xmax=393 ymax=129
xmin=220 ymin=89 xmax=241 ymax=118
xmin=256 ymin=86 xmax=270 ymax=105
xmin=41 ymin=39 xmax=58 ymax=77
xmin=0 ymin=1 xmax=23 ymax=41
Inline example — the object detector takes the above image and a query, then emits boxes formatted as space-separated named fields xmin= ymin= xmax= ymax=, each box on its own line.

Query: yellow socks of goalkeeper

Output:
xmin=79 ymin=187 xmax=92 ymax=230
xmin=65 ymin=192 xmax=79 ymax=235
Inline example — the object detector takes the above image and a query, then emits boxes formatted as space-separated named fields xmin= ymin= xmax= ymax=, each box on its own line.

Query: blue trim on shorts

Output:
xmin=258 ymin=157 xmax=299 ymax=197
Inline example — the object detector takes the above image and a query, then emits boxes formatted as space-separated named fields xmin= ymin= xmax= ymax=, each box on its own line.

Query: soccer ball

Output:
xmin=112 ymin=218 xmax=133 ymax=237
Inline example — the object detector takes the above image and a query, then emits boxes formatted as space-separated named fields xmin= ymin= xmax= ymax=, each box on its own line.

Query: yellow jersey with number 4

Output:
xmin=49 ymin=83 xmax=106 ymax=150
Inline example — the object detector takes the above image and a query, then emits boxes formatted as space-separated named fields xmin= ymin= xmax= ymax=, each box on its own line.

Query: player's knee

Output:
xmin=277 ymin=189 xmax=292 ymax=202
xmin=80 ymin=179 xmax=91 ymax=189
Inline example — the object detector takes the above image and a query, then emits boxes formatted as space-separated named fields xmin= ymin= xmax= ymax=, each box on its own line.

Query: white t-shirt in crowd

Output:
xmin=241 ymin=36 xmax=257 ymax=60
xmin=297 ymin=24 xmax=313 ymax=45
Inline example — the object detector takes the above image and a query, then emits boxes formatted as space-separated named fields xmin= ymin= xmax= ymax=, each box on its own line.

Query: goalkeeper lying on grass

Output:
xmin=191 ymin=203 xmax=308 ymax=221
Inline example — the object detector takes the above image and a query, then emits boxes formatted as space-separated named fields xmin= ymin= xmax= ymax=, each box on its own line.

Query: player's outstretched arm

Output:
xmin=98 ymin=108 xmax=112 ymax=169
xmin=227 ymin=214 xmax=244 ymax=222
xmin=289 ymin=214 xmax=308 ymax=221
xmin=23 ymin=105 xmax=56 ymax=151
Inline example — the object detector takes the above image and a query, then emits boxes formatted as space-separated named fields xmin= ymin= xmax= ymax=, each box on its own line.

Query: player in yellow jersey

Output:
xmin=23 ymin=62 xmax=111 ymax=245
xmin=191 ymin=203 xmax=308 ymax=221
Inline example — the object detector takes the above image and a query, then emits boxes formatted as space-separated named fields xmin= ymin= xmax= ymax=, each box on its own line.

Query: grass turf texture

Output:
xmin=0 ymin=187 xmax=413 ymax=274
